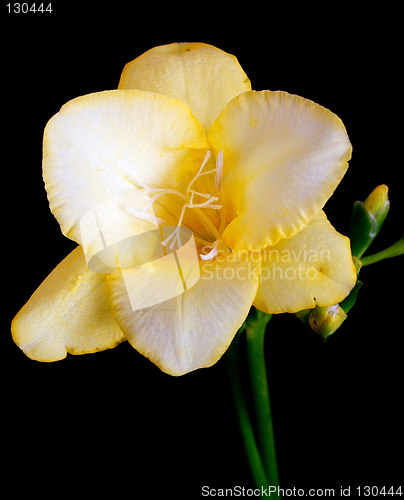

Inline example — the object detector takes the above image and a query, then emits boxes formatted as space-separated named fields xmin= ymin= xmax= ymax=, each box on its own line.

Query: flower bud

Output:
xmin=309 ymin=304 xmax=347 ymax=339
xmin=348 ymin=185 xmax=390 ymax=258
xmin=363 ymin=184 xmax=390 ymax=235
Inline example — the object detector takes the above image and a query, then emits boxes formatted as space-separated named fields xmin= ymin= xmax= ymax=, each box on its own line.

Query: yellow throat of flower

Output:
xmin=125 ymin=150 xmax=229 ymax=261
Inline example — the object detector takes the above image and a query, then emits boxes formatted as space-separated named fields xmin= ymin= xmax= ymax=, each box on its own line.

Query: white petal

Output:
xmin=43 ymin=89 xmax=208 ymax=244
xmin=107 ymin=255 xmax=260 ymax=375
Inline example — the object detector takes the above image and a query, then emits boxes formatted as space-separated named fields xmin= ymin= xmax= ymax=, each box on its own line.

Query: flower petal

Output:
xmin=118 ymin=42 xmax=251 ymax=131
xmin=208 ymin=91 xmax=352 ymax=251
xmin=107 ymin=254 xmax=260 ymax=376
xmin=254 ymin=212 xmax=357 ymax=314
xmin=11 ymin=247 xmax=124 ymax=361
xmin=43 ymin=89 xmax=208 ymax=244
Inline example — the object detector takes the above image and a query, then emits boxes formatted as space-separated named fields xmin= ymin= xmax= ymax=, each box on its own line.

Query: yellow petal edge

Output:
xmin=119 ymin=42 xmax=251 ymax=131
xmin=254 ymin=212 xmax=357 ymax=314
xmin=12 ymin=247 xmax=124 ymax=361
xmin=208 ymin=90 xmax=352 ymax=252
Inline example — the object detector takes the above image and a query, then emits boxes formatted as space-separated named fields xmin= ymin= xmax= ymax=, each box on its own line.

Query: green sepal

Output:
xmin=349 ymin=185 xmax=391 ymax=258
xmin=295 ymin=308 xmax=311 ymax=329
xmin=348 ymin=201 xmax=378 ymax=258
xmin=340 ymin=280 xmax=363 ymax=313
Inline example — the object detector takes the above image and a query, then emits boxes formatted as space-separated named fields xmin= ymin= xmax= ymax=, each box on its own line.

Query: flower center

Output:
xmin=126 ymin=150 xmax=226 ymax=260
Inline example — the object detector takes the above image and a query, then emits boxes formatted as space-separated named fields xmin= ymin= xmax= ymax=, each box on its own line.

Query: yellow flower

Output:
xmin=11 ymin=43 xmax=356 ymax=375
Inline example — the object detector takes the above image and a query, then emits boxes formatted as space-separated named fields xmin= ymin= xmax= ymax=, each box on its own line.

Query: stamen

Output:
xmin=215 ymin=150 xmax=224 ymax=191
xmin=142 ymin=187 xmax=186 ymax=199
xmin=188 ymin=196 xmax=221 ymax=209
xmin=189 ymin=190 xmax=211 ymax=199
xmin=126 ymin=176 xmax=186 ymax=202
xmin=194 ymin=168 xmax=218 ymax=177
xmin=121 ymin=202 xmax=165 ymax=226
xmin=144 ymin=189 xmax=186 ymax=211
xmin=126 ymin=149 xmax=225 ymax=254
xmin=188 ymin=191 xmax=221 ymax=209
xmin=186 ymin=150 xmax=211 ymax=195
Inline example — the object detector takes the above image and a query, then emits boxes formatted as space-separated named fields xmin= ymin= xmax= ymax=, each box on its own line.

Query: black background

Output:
xmin=3 ymin=3 xmax=403 ymax=498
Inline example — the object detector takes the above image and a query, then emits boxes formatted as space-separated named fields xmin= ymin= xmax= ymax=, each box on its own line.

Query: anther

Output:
xmin=200 ymin=240 xmax=219 ymax=261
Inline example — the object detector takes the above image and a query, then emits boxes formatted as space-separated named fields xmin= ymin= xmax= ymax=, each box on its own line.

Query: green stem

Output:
xmin=361 ymin=236 xmax=404 ymax=266
xmin=225 ymin=339 xmax=268 ymax=489
xmin=245 ymin=313 xmax=280 ymax=494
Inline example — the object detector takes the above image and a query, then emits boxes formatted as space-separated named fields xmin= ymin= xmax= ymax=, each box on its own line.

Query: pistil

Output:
xmin=125 ymin=149 xmax=226 ymax=256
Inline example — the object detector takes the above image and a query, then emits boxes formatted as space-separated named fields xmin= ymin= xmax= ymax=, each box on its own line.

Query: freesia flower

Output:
xmin=11 ymin=42 xmax=356 ymax=375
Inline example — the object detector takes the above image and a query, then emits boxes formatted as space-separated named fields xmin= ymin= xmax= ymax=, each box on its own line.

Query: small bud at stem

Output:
xmin=309 ymin=304 xmax=347 ymax=339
